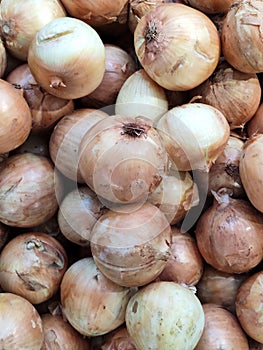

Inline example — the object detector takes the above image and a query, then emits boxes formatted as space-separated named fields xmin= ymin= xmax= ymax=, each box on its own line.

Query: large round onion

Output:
xmin=157 ymin=103 xmax=230 ymax=172
xmin=134 ymin=3 xmax=220 ymax=91
xmin=125 ymin=281 xmax=205 ymax=350
xmin=239 ymin=134 xmax=263 ymax=213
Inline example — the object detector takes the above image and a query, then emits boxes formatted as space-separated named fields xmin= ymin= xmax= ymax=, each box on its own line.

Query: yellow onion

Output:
xmin=115 ymin=68 xmax=168 ymax=126
xmin=0 ymin=78 xmax=32 ymax=154
xmin=60 ymin=257 xmax=135 ymax=337
xmin=195 ymin=303 xmax=249 ymax=349
xmin=0 ymin=293 xmax=44 ymax=349
xmin=157 ymin=103 xmax=230 ymax=172
xmin=134 ymin=3 xmax=220 ymax=91
xmin=0 ymin=232 xmax=68 ymax=304
xmin=221 ymin=0 xmax=263 ymax=74
xmin=184 ymin=0 xmax=235 ymax=14
xmin=239 ymin=134 xmax=263 ymax=213
xmin=81 ymin=44 xmax=137 ymax=109
xmin=125 ymin=281 xmax=205 ymax=350
xmin=59 ymin=0 xmax=128 ymax=27
xmin=41 ymin=313 xmax=90 ymax=349
xmin=0 ymin=153 xmax=62 ymax=227
xmin=0 ymin=36 xmax=6 ymax=77
xmin=0 ymin=0 xmax=66 ymax=61
xmin=90 ymin=202 xmax=171 ymax=287
xmin=49 ymin=108 xmax=108 ymax=183
xmin=58 ymin=186 xmax=105 ymax=246
xmin=0 ymin=222 xmax=9 ymax=250
xmin=78 ymin=115 xmax=168 ymax=205
xmin=235 ymin=270 xmax=263 ymax=343
xmin=189 ymin=60 xmax=262 ymax=129
xmin=195 ymin=190 xmax=263 ymax=273
xmin=28 ymin=17 xmax=106 ymax=100
xmin=6 ymin=64 xmax=74 ymax=133
xmin=158 ymin=227 xmax=203 ymax=286
xmin=101 ymin=326 xmax=137 ymax=350
xmin=247 ymin=102 xmax=263 ymax=136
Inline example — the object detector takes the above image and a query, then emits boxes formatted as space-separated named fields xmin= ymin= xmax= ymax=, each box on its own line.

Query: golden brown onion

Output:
xmin=134 ymin=3 xmax=220 ymax=91
xmin=247 ymin=102 xmax=263 ymax=136
xmin=184 ymin=0 xmax=235 ymax=14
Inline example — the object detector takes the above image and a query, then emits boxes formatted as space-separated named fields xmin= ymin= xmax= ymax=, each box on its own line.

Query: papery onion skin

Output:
xmin=0 ymin=292 xmax=44 ymax=349
xmin=0 ymin=153 xmax=62 ymax=227
xmin=157 ymin=103 xmax=230 ymax=172
xmin=221 ymin=0 xmax=263 ymax=74
xmin=195 ymin=303 xmax=249 ymax=350
xmin=184 ymin=0 xmax=236 ymax=14
xmin=0 ymin=0 xmax=66 ymax=61
xmin=195 ymin=191 xmax=263 ymax=274
xmin=0 ymin=232 xmax=68 ymax=304
xmin=60 ymin=257 xmax=135 ymax=337
xmin=125 ymin=281 xmax=205 ymax=350
xmin=28 ymin=17 xmax=106 ymax=100
xmin=134 ymin=3 xmax=220 ymax=91
xmin=247 ymin=102 xmax=263 ymax=136
xmin=239 ymin=134 xmax=263 ymax=213
xmin=235 ymin=270 xmax=263 ymax=343
xmin=0 ymin=78 xmax=32 ymax=154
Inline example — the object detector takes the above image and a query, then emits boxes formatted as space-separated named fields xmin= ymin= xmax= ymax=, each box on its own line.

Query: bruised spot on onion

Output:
xmin=132 ymin=301 xmax=138 ymax=313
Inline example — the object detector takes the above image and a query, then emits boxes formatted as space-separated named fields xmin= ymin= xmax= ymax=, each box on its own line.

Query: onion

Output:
xmin=0 ymin=153 xmax=62 ymax=227
xmin=184 ymin=0 xmax=236 ymax=14
xmin=101 ymin=326 xmax=137 ymax=350
xmin=0 ymin=222 xmax=9 ymax=250
xmin=90 ymin=202 xmax=171 ymax=287
xmin=60 ymin=257 xmax=135 ymax=336
xmin=6 ymin=64 xmax=74 ymax=133
xmin=239 ymin=134 xmax=263 ymax=213
xmin=158 ymin=227 xmax=203 ymax=286
xmin=207 ymin=135 xmax=245 ymax=198
xmin=221 ymin=0 xmax=263 ymax=74
xmin=0 ymin=0 xmax=66 ymax=61
xmin=195 ymin=190 xmax=263 ymax=274
xmin=58 ymin=186 xmax=105 ymax=246
xmin=41 ymin=313 xmax=90 ymax=349
xmin=134 ymin=3 xmax=220 ymax=91
xmin=189 ymin=60 xmax=262 ymax=129
xmin=125 ymin=281 xmax=205 ymax=350
xmin=80 ymin=44 xmax=137 ymax=109
xmin=115 ymin=68 xmax=168 ymax=126
xmin=148 ymin=170 xmax=199 ymax=225
xmin=49 ymin=108 xmax=108 ymax=184
xmin=59 ymin=0 xmax=129 ymax=27
xmin=157 ymin=103 xmax=230 ymax=172
xmin=78 ymin=115 xmax=168 ymax=205
xmin=235 ymin=270 xmax=263 ymax=343
xmin=247 ymin=102 xmax=263 ymax=136
xmin=0 ymin=232 xmax=68 ymax=304
xmin=0 ymin=78 xmax=32 ymax=154
xmin=195 ymin=303 xmax=249 ymax=349
xmin=196 ymin=264 xmax=248 ymax=313
xmin=28 ymin=17 xmax=106 ymax=100
xmin=0 ymin=292 xmax=44 ymax=349
xmin=0 ymin=36 xmax=7 ymax=77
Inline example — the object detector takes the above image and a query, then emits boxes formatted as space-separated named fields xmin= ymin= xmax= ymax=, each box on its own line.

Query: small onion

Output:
xmin=90 ymin=202 xmax=171 ymax=287
xmin=247 ymin=102 xmax=263 ymax=136
xmin=184 ymin=0 xmax=236 ymax=14
xmin=0 ymin=232 xmax=68 ymax=304
xmin=195 ymin=303 xmax=249 ymax=350
xmin=239 ymin=134 xmax=263 ymax=213
xmin=41 ymin=313 xmax=90 ymax=350
xmin=158 ymin=227 xmax=203 ymax=286
xmin=28 ymin=17 xmax=106 ymax=100
xmin=0 ymin=78 xmax=32 ymax=154
xmin=0 ymin=292 xmax=44 ymax=349
xmin=60 ymin=257 xmax=135 ymax=337
xmin=58 ymin=186 xmax=105 ymax=246
xmin=134 ymin=3 xmax=220 ymax=91
xmin=101 ymin=326 xmax=137 ymax=350
xmin=6 ymin=64 xmax=74 ymax=133
xmin=0 ymin=0 xmax=66 ymax=61
xmin=115 ymin=68 xmax=168 ymax=126
xmin=221 ymin=0 xmax=263 ymax=73
xmin=195 ymin=190 xmax=263 ymax=274
xmin=235 ymin=270 xmax=263 ymax=343
xmin=157 ymin=103 xmax=230 ymax=172
xmin=0 ymin=153 xmax=62 ymax=227
xmin=80 ymin=44 xmax=137 ymax=108
xmin=189 ymin=60 xmax=262 ymax=129
xmin=125 ymin=281 xmax=205 ymax=350
xmin=49 ymin=108 xmax=108 ymax=183
xmin=78 ymin=115 xmax=168 ymax=205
